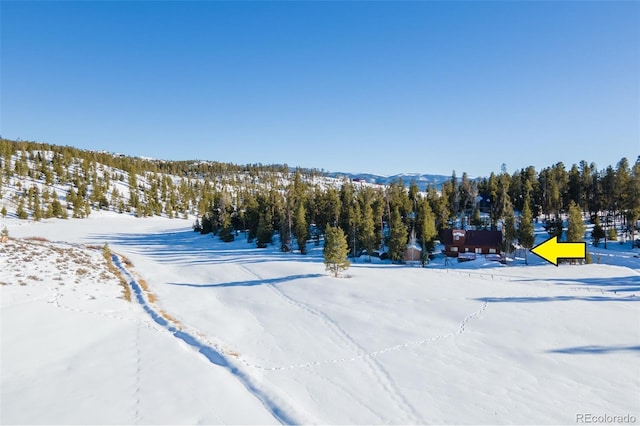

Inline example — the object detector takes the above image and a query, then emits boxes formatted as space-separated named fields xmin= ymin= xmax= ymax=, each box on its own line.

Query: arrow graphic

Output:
xmin=530 ymin=236 xmax=586 ymax=266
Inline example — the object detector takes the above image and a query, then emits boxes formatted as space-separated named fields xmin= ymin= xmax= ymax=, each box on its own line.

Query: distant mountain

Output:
xmin=325 ymin=172 xmax=454 ymax=191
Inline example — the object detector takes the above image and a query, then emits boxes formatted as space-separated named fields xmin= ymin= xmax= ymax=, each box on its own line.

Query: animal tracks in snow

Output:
xmin=236 ymin=265 xmax=488 ymax=424
xmin=241 ymin=299 xmax=489 ymax=372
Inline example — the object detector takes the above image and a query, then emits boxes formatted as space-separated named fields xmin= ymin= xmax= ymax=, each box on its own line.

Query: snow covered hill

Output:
xmin=2 ymin=213 xmax=638 ymax=424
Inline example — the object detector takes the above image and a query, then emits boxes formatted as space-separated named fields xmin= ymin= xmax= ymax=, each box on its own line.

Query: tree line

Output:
xmin=1 ymin=139 xmax=639 ymax=261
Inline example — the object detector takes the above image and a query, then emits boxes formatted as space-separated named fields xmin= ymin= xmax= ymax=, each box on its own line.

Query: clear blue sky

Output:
xmin=1 ymin=1 xmax=638 ymax=177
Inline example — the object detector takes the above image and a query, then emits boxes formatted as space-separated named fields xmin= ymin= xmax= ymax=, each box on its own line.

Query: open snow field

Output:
xmin=2 ymin=213 xmax=639 ymax=424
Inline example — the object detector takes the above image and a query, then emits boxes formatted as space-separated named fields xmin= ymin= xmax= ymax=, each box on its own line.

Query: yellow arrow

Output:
xmin=530 ymin=236 xmax=586 ymax=266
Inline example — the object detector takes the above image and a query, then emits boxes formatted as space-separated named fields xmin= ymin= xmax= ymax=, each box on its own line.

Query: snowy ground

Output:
xmin=2 ymin=213 xmax=639 ymax=424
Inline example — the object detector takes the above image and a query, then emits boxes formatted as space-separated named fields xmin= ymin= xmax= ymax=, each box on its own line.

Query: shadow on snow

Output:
xmin=548 ymin=345 xmax=640 ymax=354
xmin=475 ymin=295 xmax=638 ymax=303
xmin=168 ymin=273 xmax=324 ymax=289
xmin=111 ymin=253 xmax=298 ymax=425
xmin=512 ymin=275 xmax=640 ymax=294
xmin=89 ymin=230 xmax=324 ymax=266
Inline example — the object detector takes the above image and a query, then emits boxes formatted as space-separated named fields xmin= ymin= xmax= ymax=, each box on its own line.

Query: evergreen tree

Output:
xmin=200 ymin=213 xmax=213 ymax=234
xmin=33 ymin=188 xmax=42 ymax=221
xmin=591 ymin=216 xmax=605 ymax=247
xmin=256 ymin=209 xmax=273 ymax=248
xmin=1 ymin=205 xmax=6 ymax=218
xmin=43 ymin=189 xmax=53 ymax=218
xmin=339 ymin=181 xmax=358 ymax=255
xmin=544 ymin=218 xmax=564 ymax=239
xmin=358 ymin=200 xmax=376 ymax=261
xmin=323 ymin=225 xmax=350 ymax=277
xmin=51 ymin=197 xmax=67 ymax=219
xmin=428 ymin=185 xmax=449 ymax=232
xmin=567 ymin=201 xmax=586 ymax=243
xmin=244 ymin=195 xmax=260 ymax=242
xmin=502 ymin=204 xmax=517 ymax=259
xmin=294 ymin=201 xmax=308 ymax=254
xmin=17 ymin=197 xmax=27 ymax=219
xmin=471 ymin=206 xmax=482 ymax=228
xmin=219 ymin=215 xmax=235 ymax=242
xmin=388 ymin=207 xmax=407 ymax=263
xmin=518 ymin=197 xmax=535 ymax=264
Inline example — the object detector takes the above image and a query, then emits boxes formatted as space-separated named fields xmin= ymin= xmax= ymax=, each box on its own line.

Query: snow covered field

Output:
xmin=2 ymin=213 xmax=639 ymax=424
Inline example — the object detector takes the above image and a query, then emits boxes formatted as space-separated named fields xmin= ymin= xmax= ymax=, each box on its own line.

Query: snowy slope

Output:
xmin=0 ymin=235 xmax=278 ymax=424
xmin=2 ymin=214 xmax=638 ymax=424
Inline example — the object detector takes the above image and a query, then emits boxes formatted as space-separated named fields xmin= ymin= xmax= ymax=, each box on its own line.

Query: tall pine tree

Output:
xmin=567 ymin=201 xmax=586 ymax=243
xmin=388 ymin=207 xmax=408 ymax=263
xmin=518 ymin=197 xmax=535 ymax=264
xmin=294 ymin=201 xmax=308 ymax=254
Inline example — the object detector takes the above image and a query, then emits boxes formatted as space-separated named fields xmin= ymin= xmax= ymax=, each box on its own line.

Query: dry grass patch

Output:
xmin=24 ymin=236 xmax=50 ymax=242
xmin=159 ymin=309 xmax=183 ymax=329
xmin=225 ymin=349 xmax=240 ymax=358
xmin=136 ymin=278 xmax=158 ymax=303
xmin=76 ymin=268 xmax=89 ymax=276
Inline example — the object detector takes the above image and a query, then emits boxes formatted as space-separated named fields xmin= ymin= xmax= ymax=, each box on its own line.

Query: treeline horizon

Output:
xmin=1 ymin=138 xmax=638 ymax=263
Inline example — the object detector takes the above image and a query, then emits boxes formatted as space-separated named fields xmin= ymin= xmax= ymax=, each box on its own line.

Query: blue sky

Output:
xmin=1 ymin=1 xmax=638 ymax=177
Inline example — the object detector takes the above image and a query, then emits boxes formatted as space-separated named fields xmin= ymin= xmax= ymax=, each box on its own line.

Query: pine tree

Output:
xmin=567 ymin=200 xmax=586 ymax=243
xmin=388 ymin=207 xmax=408 ymax=263
xmin=416 ymin=198 xmax=437 ymax=264
xmin=324 ymin=225 xmax=350 ymax=277
xmin=1 ymin=205 xmax=7 ymax=218
xmin=591 ymin=216 xmax=605 ymax=247
xmin=502 ymin=204 xmax=517 ymax=259
xmin=359 ymin=201 xmax=376 ymax=261
xmin=51 ymin=197 xmax=67 ymax=219
xmin=219 ymin=214 xmax=235 ymax=242
xmin=518 ymin=198 xmax=535 ymax=264
xmin=200 ymin=213 xmax=213 ymax=234
xmin=472 ymin=206 xmax=482 ymax=227
xmin=17 ymin=197 xmax=27 ymax=220
xmin=33 ymin=188 xmax=42 ymax=221
xmin=294 ymin=201 xmax=308 ymax=254
xmin=43 ymin=189 xmax=53 ymax=218
xmin=279 ymin=208 xmax=292 ymax=252
xmin=256 ymin=209 xmax=273 ymax=248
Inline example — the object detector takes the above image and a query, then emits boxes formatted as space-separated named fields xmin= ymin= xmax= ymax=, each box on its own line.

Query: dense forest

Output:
xmin=1 ymin=138 xmax=638 ymax=263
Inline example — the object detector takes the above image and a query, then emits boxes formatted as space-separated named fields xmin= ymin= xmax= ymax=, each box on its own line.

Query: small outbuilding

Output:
xmin=403 ymin=242 xmax=422 ymax=263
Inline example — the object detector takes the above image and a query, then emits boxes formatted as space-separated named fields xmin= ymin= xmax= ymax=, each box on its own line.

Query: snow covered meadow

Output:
xmin=2 ymin=213 xmax=639 ymax=424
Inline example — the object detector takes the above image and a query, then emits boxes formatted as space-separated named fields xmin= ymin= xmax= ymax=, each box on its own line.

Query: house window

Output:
xmin=475 ymin=248 xmax=482 ymax=254
xmin=489 ymin=248 xmax=496 ymax=254
xmin=465 ymin=247 xmax=470 ymax=252
xmin=451 ymin=246 xmax=458 ymax=252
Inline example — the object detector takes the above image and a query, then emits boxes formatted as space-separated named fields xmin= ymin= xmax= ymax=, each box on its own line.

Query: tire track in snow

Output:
xmin=238 ymin=264 xmax=423 ymax=424
xmin=111 ymin=254 xmax=299 ymax=425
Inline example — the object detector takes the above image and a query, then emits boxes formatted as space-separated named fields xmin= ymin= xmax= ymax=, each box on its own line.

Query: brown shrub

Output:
xmin=24 ymin=236 xmax=50 ymax=242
